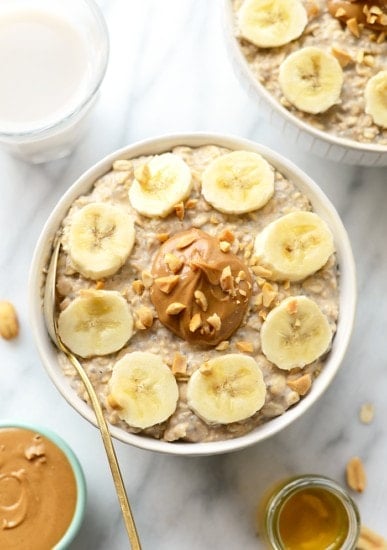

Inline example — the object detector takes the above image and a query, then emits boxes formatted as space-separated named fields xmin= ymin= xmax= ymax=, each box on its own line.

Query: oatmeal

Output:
xmin=53 ymin=145 xmax=339 ymax=443
xmin=232 ymin=0 xmax=387 ymax=145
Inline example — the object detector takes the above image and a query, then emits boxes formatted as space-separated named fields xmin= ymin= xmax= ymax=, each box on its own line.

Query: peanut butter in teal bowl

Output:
xmin=0 ymin=422 xmax=86 ymax=550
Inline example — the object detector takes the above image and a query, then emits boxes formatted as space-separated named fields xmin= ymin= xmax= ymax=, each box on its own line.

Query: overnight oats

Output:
xmin=51 ymin=145 xmax=339 ymax=443
xmin=232 ymin=0 xmax=387 ymax=145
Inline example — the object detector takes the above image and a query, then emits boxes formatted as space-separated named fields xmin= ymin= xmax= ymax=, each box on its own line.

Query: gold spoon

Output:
xmin=43 ymin=239 xmax=141 ymax=550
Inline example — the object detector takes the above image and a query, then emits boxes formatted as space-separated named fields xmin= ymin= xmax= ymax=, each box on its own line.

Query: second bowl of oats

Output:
xmin=226 ymin=0 xmax=387 ymax=166
xmin=29 ymin=133 xmax=356 ymax=456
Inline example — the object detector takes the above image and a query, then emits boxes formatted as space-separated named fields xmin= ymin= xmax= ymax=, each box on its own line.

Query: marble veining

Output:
xmin=0 ymin=1 xmax=386 ymax=548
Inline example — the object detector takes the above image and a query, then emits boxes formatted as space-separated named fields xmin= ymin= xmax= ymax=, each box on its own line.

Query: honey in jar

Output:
xmin=257 ymin=475 xmax=360 ymax=550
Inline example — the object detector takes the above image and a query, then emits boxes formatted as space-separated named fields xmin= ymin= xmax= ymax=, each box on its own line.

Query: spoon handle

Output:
xmin=59 ymin=340 xmax=142 ymax=550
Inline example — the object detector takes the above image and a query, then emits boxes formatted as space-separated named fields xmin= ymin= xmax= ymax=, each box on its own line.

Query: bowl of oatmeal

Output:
xmin=29 ymin=133 xmax=356 ymax=456
xmin=226 ymin=0 xmax=387 ymax=166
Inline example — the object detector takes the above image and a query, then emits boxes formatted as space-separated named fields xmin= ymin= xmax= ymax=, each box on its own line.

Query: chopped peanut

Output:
xmin=154 ymin=275 xmax=180 ymax=294
xmin=287 ymin=373 xmax=312 ymax=396
xmin=155 ymin=232 xmax=170 ymax=243
xmin=189 ymin=313 xmax=202 ymax=332
xmin=141 ymin=270 xmax=153 ymax=288
xmin=0 ymin=301 xmax=19 ymax=340
xmin=176 ymin=233 xmax=197 ymax=249
xmin=165 ymin=252 xmax=183 ymax=273
xmin=207 ymin=313 xmax=221 ymax=331
xmin=166 ymin=302 xmax=186 ymax=315
xmin=194 ymin=290 xmax=208 ymax=312
xmin=215 ymin=340 xmax=229 ymax=351
xmin=132 ymin=280 xmax=145 ymax=295
xmin=219 ymin=240 xmax=231 ymax=253
xmin=136 ymin=306 xmax=154 ymax=329
xmin=174 ymin=202 xmax=185 ymax=220
xmin=236 ymin=341 xmax=254 ymax=353
xmin=346 ymin=456 xmax=366 ymax=493
xmin=107 ymin=394 xmax=123 ymax=410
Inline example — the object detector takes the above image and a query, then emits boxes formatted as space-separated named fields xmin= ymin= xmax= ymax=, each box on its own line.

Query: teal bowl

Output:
xmin=0 ymin=420 xmax=87 ymax=549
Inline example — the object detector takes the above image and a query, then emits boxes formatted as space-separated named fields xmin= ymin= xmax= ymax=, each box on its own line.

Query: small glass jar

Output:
xmin=258 ymin=475 xmax=361 ymax=550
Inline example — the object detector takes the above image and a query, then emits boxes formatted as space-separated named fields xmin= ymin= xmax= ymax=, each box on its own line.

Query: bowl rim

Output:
xmin=28 ymin=132 xmax=357 ymax=456
xmin=223 ymin=0 xmax=387 ymax=157
xmin=0 ymin=420 xmax=86 ymax=548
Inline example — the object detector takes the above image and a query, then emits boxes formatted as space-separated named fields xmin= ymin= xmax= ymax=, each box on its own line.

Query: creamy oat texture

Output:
xmin=55 ymin=145 xmax=339 ymax=443
xmin=233 ymin=0 xmax=387 ymax=145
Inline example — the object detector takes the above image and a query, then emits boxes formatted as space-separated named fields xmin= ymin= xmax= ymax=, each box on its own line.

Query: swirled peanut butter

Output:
xmin=0 ymin=427 xmax=77 ymax=550
xmin=150 ymin=228 xmax=252 ymax=346
xmin=327 ymin=1 xmax=387 ymax=31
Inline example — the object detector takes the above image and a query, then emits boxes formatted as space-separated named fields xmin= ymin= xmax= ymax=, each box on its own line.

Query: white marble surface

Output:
xmin=1 ymin=1 xmax=387 ymax=548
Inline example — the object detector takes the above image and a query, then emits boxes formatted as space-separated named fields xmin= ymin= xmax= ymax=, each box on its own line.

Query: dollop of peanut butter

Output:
xmin=0 ymin=428 xmax=77 ymax=550
xmin=150 ymin=228 xmax=252 ymax=346
xmin=327 ymin=1 xmax=387 ymax=31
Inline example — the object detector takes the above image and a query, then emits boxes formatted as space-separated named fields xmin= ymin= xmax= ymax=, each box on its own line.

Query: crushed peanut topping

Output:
xmin=171 ymin=352 xmax=188 ymax=377
xmin=132 ymin=280 xmax=145 ymax=295
xmin=287 ymin=373 xmax=312 ymax=396
xmin=219 ymin=240 xmax=231 ymax=253
xmin=215 ymin=340 xmax=229 ymax=351
xmin=185 ymin=198 xmax=198 ymax=209
xmin=150 ymin=228 xmax=252 ymax=346
xmin=166 ymin=302 xmax=187 ymax=315
xmin=0 ymin=301 xmax=19 ymax=340
xmin=189 ymin=313 xmax=202 ymax=332
xmin=218 ymin=228 xmax=235 ymax=243
xmin=176 ymin=233 xmax=197 ymax=249
xmin=236 ymin=341 xmax=254 ymax=353
xmin=154 ymin=275 xmax=180 ymax=294
xmin=286 ymin=299 xmax=298 ymax=315
xmin=357 ymin=525 xmax=387 ymax=549
xmin=346 ymin=456 xmax=367 ymax=492
xmin=174 ymin=201 xmax=185 ymax=220
xmin=107 ymin=394 xmax=123 ymax=410
xmin=95 ymin=280 xmax=105 ymax=290
xmin=262 ymin=282 xmax=277 ymax=308
xmin=165 ymin=252 xmax=184 ymax=273
xmin=135 ymin=306 xmax=154 ymax=329
xmin=252 ymin=265 xmax=273 ymax=278
xmin=194 ymin=290 xmax=208 ymax=311
xmin=141 ymin=270 xmax=153 ymax=288
xmin=207 ymin=313 xmax=221 ymax=331
xmin=155 ymin=232 xmax=170 ymax=243
xmin=328 ymin=1 xmax=387 ymax=36
xmin=331 ymin=45 xmax=353 ymax=67
xmin=359 ymin=403 xmax=375 ymax=424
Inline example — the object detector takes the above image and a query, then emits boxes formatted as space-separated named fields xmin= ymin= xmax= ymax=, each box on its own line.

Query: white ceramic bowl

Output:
xmin=224 ymin=0 xmax=387 ymax=167
xmin=29 ymin=133 xmax=356 ymax=456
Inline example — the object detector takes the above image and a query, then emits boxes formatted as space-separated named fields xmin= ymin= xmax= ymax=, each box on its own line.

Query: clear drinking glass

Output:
xmin=0 ymin=0 xmax=109 ymax=163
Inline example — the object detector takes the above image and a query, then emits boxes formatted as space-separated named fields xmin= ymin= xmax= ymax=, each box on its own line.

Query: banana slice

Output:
xmin=186 ymin=354 xmax=266 ymax=424
xmin=108 ymin=352 xmax=179 ymax=429
xmin=68 ymin=203 xmax=135 ymax=280
xmin=201 ymin=150 xmax=274 ymax=214
xmin=279 ymin=47 xmax=344 ymax=114
xmin=238 ymin=0 xmax=308 ymax=48
xmin=365 ymin=70 xmax=387 ymax=128
xmin=128 ymin=153 xmax=192 ymax=217
xmin=260 ymin=295 xmax=332 ymax=370
xmin=253 ymin=211 xmax=335 ymax=282
xmin=57 ymin=290 xmax=133 ymax=358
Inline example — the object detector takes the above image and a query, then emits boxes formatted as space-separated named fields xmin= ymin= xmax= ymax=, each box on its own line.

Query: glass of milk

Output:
xmin=0 ymin=0 xmax=109 ymax=163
